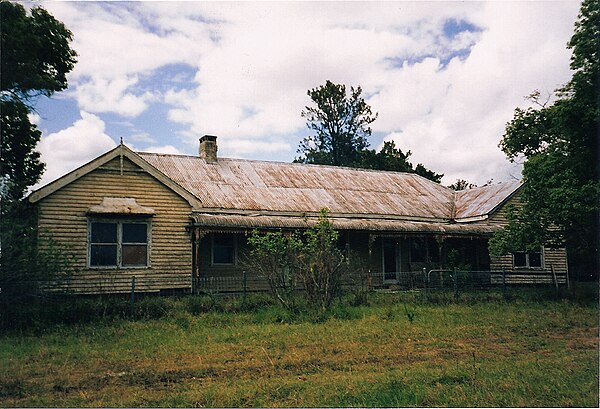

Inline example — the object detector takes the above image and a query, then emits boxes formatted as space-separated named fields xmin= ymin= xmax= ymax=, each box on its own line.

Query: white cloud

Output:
xmin=141 ymin=145 xmax=184 ymax=155
xmin=74 ymin=76 xmax=154 ymax=117
xmin=28 ymin=112 xmax=41 ymax=125
xmin=219 ymin=139 xmax=292 ymax=157
xmin=129 ymin=132 xmax=156 ymax=144
xmin=38 ymin=1 xmax=581 ymax=186
xmin=370 ymin=1 xmax=579 ymax=184
xmin=35 ymin=112 xmax=116 ymax=188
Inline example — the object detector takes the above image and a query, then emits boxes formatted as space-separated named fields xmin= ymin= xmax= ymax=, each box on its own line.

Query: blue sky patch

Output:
xmin=443 ymin=18 xmax=481 ymax=38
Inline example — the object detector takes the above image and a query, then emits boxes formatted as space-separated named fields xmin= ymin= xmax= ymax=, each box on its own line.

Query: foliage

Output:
xmin=0 ymin=1 xmax=77 ymax=202
xmin=0 ymin=1 xmax=77 ymax=101
xmin=359 ymin=140 xmax=444 ymax=182
xmin=0 ymin=2 xmax=77 ymax=298
xmin=245 ymin=209 xmax=345 ymax=312
xmin=245 ymin=230 xmax=302 ymax=311
xmin=0 ymin=100 xmax=45 ymax=202
xmin=297 ymin=80 xmax=377 ymax=167
xmin=448 ymin=178 xmax=477 ymax=191
xmin=296 ymin=80 xmax=443 ymax=182
xmin=295 ymin=209 xmax=345 ymax=311
xmin=0 ymin=202 xmax=77 ymax=301
xmin=492 ymin=0 xmax=599 ymax=278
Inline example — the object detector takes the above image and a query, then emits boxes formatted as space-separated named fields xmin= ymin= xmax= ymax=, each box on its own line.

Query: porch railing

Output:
xmin=191 ymin=269 xmax=568 ymax=295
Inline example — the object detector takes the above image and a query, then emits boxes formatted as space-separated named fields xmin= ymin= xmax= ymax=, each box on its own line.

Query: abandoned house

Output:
xmin=28 ymin=135 xmax=568 ymax=294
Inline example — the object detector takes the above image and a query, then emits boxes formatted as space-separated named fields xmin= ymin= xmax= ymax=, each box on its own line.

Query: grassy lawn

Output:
xmin=0 ymin=291 xmax=598 ymax=407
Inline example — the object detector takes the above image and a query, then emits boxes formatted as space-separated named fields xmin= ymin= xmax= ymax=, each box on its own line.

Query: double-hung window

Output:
xmin=512 ymin=249 xmax=542 ymax=269
xmin=89 ymin=221 xmax=150 ymax=268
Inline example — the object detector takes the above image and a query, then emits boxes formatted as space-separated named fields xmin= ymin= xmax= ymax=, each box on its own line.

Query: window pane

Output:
xmin=90 ymin=244 xmax=117 ymax=266
xmin=91 ymin=223 xmax=117 ymax=243
xmin=213 ymin=234 xmax=235 ymax=264
xmin=529 ymin=251 xmax=542 ymax=268
xmin=123 ymin=223 xmax=147 ymax=243
xmin=122 ymin=244 xmax=148 ymax=266
xmin=513 ymin=252 xmax=527 ymax=267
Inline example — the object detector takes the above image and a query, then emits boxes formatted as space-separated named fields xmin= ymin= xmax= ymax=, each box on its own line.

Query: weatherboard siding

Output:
xmin=36 ymin=157 xmax=193 ymax=294
xmin=486 ymin=193 xmax=568 ymax=274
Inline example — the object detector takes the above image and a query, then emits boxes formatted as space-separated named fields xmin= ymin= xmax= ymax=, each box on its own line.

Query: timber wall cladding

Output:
xmin=37 ymin=157 xmax=193 ymax=293
xmin=487 ymin=192 xmax=568 ymax=273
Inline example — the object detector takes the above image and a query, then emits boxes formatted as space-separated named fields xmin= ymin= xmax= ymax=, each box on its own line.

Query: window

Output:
xmin=212 ymin=233 xmax=236 ymax=265
xmin=89 ymin=221 xmax=149 ymax=268
xmin=513 ymin=249 xmax=542 ymax=269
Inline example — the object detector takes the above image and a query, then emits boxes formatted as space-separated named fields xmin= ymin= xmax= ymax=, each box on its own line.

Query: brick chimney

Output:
xmin=199 ymin=135 xmax=218 ymax=163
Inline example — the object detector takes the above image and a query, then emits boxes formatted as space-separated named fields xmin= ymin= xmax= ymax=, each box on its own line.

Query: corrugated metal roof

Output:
xmin=191 ymin=213 xmax=499 ymax=235
xmin=139 ymin=153 xmax=455 ymax=219
xmin=137 ymin=152 xmax=520 ymax=230
xmin=454 ymin=181 xmax=522 ymax=219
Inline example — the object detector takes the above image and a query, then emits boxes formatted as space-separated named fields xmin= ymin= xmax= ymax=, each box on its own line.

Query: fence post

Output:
xmin=130 ymin=276 xmax=136 ymax=318
xmin=453 ymin=268 xmax=459 ymax=299
xmin=423 ymin=268 xmax=428 ymax=295
xmin=502 ymin=268 xmax=506 ymax=297
xmin=242 ymin=270 xmax=247 ymax=303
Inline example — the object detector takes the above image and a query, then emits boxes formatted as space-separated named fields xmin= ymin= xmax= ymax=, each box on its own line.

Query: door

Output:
xmin=383 ymin=238 xmax=400 ymax=282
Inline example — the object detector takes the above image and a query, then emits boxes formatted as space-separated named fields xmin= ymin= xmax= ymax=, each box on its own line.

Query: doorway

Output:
xmin=383 ymin=238 xmax=400 ymax=282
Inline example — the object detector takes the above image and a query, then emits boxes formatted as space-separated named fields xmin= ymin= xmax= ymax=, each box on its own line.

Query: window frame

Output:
xmin=512 ymin=248 xmax=544 ymax=269
xmin=88 ymin=218 xmax=151 ymax=269
xmin=211 ymin=232 xmax=237 ymax=266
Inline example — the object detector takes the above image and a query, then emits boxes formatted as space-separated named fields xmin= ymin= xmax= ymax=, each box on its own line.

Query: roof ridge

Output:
xmin=136 ymin=150 xmax=447 ymax=180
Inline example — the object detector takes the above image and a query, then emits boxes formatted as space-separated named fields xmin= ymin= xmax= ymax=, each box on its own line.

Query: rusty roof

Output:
xmin=137 ymin=152 xmax=520 ymax=231
xmin=454 ymin=180 xmax=522 ymax=220
xmin=139 ymin=153 xmax=455 ymax=220
xmin=191 ymin=213 xmax=499 ymax=235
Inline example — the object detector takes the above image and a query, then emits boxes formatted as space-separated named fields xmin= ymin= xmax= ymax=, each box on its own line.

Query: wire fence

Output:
xmin=0 ymin=268 xmax=577 ymax=331
xmin=0 ymin=268 xmax=569 ymax=301
xmin=192 ymin=269 xmax=569 ymax=296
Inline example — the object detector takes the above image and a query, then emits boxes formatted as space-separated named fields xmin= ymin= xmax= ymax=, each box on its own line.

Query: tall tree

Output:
xmin=296 ymin=80 xmax=377 ymax=167
xmin=0 ymin=1 xmax=77 ymax=202
xmin=359 ymin=140 xmax=443 ymax=183
xmin=489 ymin=0 xmax=599 ymax=279
xmin=0 ymin=2 xmax=77 ymax=292
xmin=296 ymin=80 xmax=443 ymax=182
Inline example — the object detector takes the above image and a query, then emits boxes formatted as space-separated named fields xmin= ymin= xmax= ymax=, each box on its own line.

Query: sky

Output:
xmin=27 ymin=1 xmax=582 ymax=189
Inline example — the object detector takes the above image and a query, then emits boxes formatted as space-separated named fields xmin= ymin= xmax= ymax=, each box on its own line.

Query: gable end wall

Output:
xmin=487 ymin=192 xmax=568 ymax=274
xmin=36 ymin=157 xmax=193 ymax=293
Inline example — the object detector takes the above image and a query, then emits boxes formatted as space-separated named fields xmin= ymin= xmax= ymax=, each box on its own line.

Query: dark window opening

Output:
xmin=513 ymin=249 xmax=542 ymax=269
xmin=213 ymin=233 xmax=235 ymax=265
xmin=89 ymin=221 xmax=149 ymax=268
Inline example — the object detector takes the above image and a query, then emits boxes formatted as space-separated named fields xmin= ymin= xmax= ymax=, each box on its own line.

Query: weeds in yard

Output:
xmin=0 ymin=292 xmax=597 ymax=407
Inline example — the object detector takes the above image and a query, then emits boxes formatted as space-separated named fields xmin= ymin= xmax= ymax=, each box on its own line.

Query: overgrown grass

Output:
xmin=0 ymin=286 xmax=598 ymax=407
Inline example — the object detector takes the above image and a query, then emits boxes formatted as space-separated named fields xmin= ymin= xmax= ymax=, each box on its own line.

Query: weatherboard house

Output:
xmin=29 ymin=136 xmax=568 ymax=294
